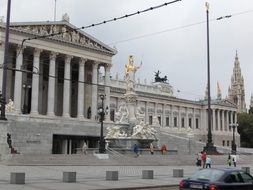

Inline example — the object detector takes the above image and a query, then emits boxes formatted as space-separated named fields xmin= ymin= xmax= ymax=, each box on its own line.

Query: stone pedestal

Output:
xmin=106 ymin=171 xmax=118 ymax=181
xmin=10 ymin=173 xmax=25 ymax=184
xmin=142 ymin=170 xmax=154 ymax=179
xmin=63 ymin=172 xmax=76 ymax=183
xmin=241 ymin=167 xmax=250 ymax=174
xmin=173 ymin=169 xmax=184 ymax=177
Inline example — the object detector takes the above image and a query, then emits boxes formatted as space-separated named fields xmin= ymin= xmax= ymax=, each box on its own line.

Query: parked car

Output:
xmin=179 ymin=168 xmax=253 ymax=190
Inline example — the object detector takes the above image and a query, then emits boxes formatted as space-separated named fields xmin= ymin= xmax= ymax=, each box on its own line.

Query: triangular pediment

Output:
xmin=10 ymin=21 xmax=116 ymax=55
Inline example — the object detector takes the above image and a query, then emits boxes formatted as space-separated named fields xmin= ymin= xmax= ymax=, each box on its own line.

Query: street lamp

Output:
xmin=0 ymin=0 xmax=12 ymax=120
xmin=203 ymin=2 xmax=217 ymax=154
xmin=98 ymin=94 xmax=108 ymax=153
xmin=22 ymin=84 xmax=31 ymax=114
xmin=229 ymin=123 xmax=238 ymax=155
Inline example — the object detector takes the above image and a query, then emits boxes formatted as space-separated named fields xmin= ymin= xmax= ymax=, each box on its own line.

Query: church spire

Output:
xmin=227 ymin=51 xmax=246 ymax=113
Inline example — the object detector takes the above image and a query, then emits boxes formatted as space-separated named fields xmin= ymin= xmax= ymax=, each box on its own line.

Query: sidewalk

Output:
xmin=0 ymin=164 xmax=252 ymax=190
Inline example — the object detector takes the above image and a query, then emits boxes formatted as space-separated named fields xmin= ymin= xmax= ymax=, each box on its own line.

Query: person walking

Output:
xmin=231 ymin=154 xmax=237 ymax=167
xmin=227 ymin=154 xmax=232 ymax=166
xmin=205 ymin=156 xmax=212 ymax=168
xmin=133 ymin=144 xmax=139 ymax=157
xmin=201 ymin=151 xmax=207 ymax=168
xmin=149 ymin=143 xmax=154 ymax=155
xmin=196 ymin=152 xmax=202 ymax=167
xmin=82 ymin=141 xmax=87 ymax=155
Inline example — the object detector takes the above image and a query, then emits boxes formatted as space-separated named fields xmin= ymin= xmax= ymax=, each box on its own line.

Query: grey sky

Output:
xmin=1 ymin=0 xmax=253 ymax=106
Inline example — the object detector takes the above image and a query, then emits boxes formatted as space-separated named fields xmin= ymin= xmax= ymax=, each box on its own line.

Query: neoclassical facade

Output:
xmin=0 ymin=18 xmax=239 ymax=155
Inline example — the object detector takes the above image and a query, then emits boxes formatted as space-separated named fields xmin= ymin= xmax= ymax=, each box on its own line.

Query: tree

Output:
xmin=237 ymin=113 xmax=253 ymax=148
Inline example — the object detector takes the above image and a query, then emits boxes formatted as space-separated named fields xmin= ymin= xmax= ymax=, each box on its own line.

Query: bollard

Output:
xmin=173 ymin=169 xmax=184 ymax=177
xmin=241 ymin=167 xmax=250 ymax=174
xmin=142 ymin=170 xmax=154 ymax=179
xmin=10 ymin=173 xmax=25 ymax=184
xmin=63 ymin=172 xmax=76 ymax=183
xmin=106 ymin=171 xmax=118 ymax=181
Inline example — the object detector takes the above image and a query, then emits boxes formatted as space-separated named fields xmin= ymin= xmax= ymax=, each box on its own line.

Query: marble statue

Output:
xmin=5 ymin=99 xmax=14 ymax=112
xmin=106 ymin=126 xmax=128 ymax=138
xmin=136 ymin=107 xmax=145 ymax=123
xmin=153 ymin=116 xmax=160 ymax=126
xmin=132 ymin=121 xmax=157 ymax=139
xmin=115 ymin=103 xmax=129 ymax=123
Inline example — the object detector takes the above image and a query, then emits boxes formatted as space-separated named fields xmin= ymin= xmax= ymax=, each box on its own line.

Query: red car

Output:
xmin=179 ymin=168 xmax=253 ymax=190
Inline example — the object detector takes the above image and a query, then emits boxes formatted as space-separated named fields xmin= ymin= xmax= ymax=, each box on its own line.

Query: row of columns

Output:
xmin=10 ymin=45 xmax=111 ymax=119
xmin=212 ymin=109 xmax=236 ymax=132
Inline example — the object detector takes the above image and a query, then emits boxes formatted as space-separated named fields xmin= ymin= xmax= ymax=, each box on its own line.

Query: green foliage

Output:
xmin=238 ymin=113 xmax=253 ymax=148
xmin=249 ymin=107 xmax=253 ymax=114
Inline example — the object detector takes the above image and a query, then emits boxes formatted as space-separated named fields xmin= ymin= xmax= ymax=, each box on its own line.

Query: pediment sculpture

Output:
xmin=11 ymin=24 xmax=110 ymax=52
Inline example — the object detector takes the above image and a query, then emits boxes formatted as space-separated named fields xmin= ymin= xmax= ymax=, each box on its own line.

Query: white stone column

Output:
xmin=47 ymin=52 xmax=57 ymax=116
xmin=13 ymin=46 xmax=24 ymax=113
xmin=186 ymin=107 xmax=189 ymax=128
xmin=178 ymin=106 xmax=181 ymax=130
xmin=230 ymin=111 xmax=233 ymax=131
xmin=30 ymin=48 xmax=41 ymax=115
xmin=162 ymin=104 xmax=165 ymax=127
xmin=0 ymin=42 xmax=4 ymax=90
xmin=91 ymin=62 xmax=98 ymax=120
xmin=235 ymin=112 xmax=238 ymax=133
xmin=62 ymin=55 xmax=72 ymax=117
xmin=145 ymin=101 xmax=149 ymax=124
xmin=77 ymin=58 xmax=86 ymax=118
xmin=192 ymin=108 xmax=195 ymax=130
xmin=212 ymin=109 xmax=216 ymax=131
xmin=221 ymin=110 xmax=225 ymax=131
xmin=104 ymin=64 xmax=111 ymax=121
xmin=226 ymin=111 xmax=229 ymax=131
xmin=217 ymin=110 xmax=220 ymax=131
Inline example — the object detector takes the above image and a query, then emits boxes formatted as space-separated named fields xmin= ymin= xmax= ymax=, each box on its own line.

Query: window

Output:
xmin=189 ymin=118 xmax=192 ymax=128
xmin=222 ymin=140 xmax=225 ymax=146
xmin=227 ymin=140 xmax=230 ymax=146
xmin=240 ymin=172 xmax=253 ymax=183
xmin=181 ymin=118 xmax=185 ymax=128
xmin=158 ymin=116 xmax=161 ymax=125
xmin=166 ymin=117 xmax=169 ymax=126
xmin=196 ymin=118 xmax=199 ymax=129
xmin=149 ymin=116 xmax=153 ymax=125
xmin=174 ymin=117 xmax=177 ymax=127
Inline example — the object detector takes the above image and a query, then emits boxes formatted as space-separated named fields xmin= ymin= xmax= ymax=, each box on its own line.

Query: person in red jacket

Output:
xmin=201 ymin=151 xmax=207 ymax=168
xmin=161 ymin=144 xmax=167 ymax=155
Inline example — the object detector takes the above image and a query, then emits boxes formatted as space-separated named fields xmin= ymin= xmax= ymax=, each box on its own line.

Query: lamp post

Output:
xmin=22 ymin=84 xmax=31 ymax=114
xmin=98 ymin=94 xmax=107 ymax=153
xmin=203 ymin=2 xmax=217 ymax=154
xmin=230 ymin=123 xmax=238 ymax=155
xmin=0 ymin=0 xmax=12 ymax=120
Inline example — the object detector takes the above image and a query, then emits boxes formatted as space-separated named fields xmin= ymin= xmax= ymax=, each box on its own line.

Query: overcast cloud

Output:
xmin=1 ymin=0 xmax=253 ymax=107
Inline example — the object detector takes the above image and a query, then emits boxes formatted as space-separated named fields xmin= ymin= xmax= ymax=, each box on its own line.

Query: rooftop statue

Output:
xmin=154 ymin=70 xmax=167 ymax=83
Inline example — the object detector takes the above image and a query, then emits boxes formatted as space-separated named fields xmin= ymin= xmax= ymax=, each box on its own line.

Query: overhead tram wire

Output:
xmin=108 ymin=9 xmax=253 ymax=45
xmin=16 ymin=0 xmax=182 ymax=49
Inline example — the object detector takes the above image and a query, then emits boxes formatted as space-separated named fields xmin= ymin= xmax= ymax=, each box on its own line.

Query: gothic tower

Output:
xmin=227 ymin=51 xmax=247 ymax=113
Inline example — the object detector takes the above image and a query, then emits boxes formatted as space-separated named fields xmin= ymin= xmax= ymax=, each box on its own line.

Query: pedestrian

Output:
xmin=149 ymin=143 xmax=154 ymax=155
xmin=231 ymin=154 xmax=237 ymax=167
xmin=201 ymin=151 xmax=207 ymax=168
xmin=82 ymin=141 xmax=87 ymax=155
xmin=195 ymin=152 xmax=202 ymax=167
xmin=161 ymin=144 xmax=167 ymax=155
xmin=227 ymin=154 xmax=232 ymax=166
xmin=133 ymin=144 xmax=139 ymax=157
xmin=205 ymin=156 xmax=212 ymax=168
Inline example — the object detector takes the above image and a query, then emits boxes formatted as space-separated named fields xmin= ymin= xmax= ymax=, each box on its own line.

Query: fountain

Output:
xmin=105 ymin=56 xmax=159 ymax=149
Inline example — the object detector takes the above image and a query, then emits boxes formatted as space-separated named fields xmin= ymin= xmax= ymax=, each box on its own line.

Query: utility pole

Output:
xmin=0 ymin=0 xmax=11 ymax=120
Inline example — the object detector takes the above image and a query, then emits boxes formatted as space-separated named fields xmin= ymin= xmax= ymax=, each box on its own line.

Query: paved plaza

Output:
xmin=0 ymin=163 xmax=252 ymax=190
